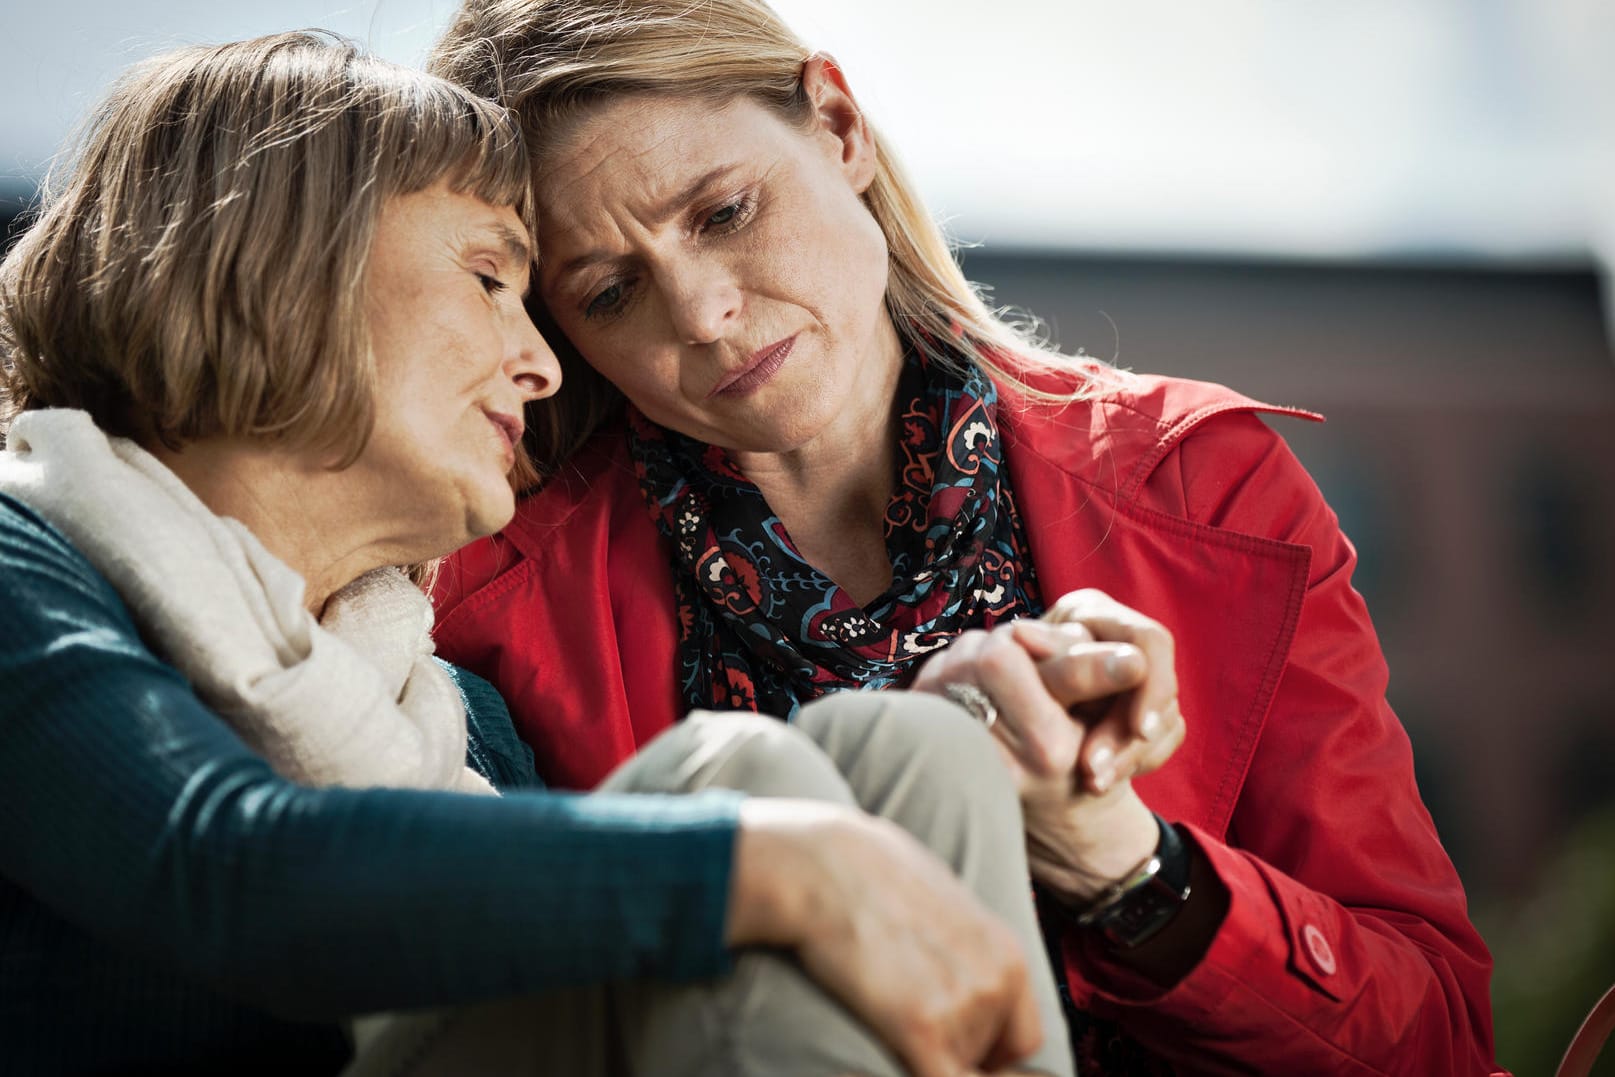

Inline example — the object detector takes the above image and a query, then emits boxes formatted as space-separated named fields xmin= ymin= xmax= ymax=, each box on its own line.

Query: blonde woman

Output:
xmin=0 ymin=31 xmax=1074 ymax=1076
xmin=428 ymin=2 xmax=1505 ymax=1074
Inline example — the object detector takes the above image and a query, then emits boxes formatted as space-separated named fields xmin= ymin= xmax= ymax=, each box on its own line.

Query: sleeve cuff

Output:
xmin=629 ymin=788 xmax=746 ymax=982
xmin=1055 ymin=822 xmax=1274 ymax=1019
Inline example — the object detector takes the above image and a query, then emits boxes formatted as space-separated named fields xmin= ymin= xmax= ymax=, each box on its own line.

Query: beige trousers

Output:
xmin=343 ymin=692 xmax=1074 ymax=1077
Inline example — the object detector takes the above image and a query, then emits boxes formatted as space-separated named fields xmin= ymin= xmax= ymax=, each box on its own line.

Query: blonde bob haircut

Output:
xmin=429 ymin=0 xmax=1089 ymax=486
xmin=0 ymin=30 xmax=531 ymax=465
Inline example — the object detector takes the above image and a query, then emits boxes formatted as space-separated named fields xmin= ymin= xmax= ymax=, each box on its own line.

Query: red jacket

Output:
xmin=434 ymin=372 xmax=1503 ymax=1076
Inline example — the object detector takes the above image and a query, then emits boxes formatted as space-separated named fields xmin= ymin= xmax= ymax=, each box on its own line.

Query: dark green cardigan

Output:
xmin=0 ymin=493 xmax=741 ymax=1075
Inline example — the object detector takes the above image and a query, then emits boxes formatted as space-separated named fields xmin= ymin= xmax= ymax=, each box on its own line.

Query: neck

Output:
xmin=728 ymin=318 xmax=906 ymax=604
xmin=731 ymin=412 xmax=898 ymax=526
xmin=150 ymin=439 xmax=399 ymax=617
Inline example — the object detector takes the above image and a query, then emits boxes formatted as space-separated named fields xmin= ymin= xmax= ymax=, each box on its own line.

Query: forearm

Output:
xmin=1025 ymin=769 xmax=1228 ymax=989
xmin=3 ymin=649 xmax=740 ymax=1018
xmin=154 ymin=770 xmax=743 ymax=1015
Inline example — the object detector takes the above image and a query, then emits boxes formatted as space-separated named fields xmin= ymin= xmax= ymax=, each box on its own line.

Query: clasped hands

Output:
xmin=912 ymin=589 xmax=1185 ymax=905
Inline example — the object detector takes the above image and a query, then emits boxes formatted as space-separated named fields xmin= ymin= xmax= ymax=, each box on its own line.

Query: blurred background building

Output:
xmin=3 ymin=1 xmax=1612 ymax=1071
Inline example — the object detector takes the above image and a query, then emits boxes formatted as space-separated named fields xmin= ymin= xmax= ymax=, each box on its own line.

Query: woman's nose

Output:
xmin=506 ymin=309 xmax=562 ymax=402
xmin=662 ymin=263 xmax=740 ymax=346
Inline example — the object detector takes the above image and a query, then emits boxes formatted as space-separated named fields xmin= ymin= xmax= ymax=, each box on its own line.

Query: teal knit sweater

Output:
xmin=0 ymin=493 xmax=741 ymax=1075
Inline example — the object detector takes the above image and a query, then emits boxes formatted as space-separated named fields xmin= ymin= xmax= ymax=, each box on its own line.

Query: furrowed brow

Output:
xmin=547 ymin=164 xmax=740 ymax=283
xmin=650 ymin=164 xmax=738 ymax=222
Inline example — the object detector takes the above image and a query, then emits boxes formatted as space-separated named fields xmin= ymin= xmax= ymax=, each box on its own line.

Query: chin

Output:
xmin=411 ymin=487 xmax=514 ymax=560
xmin=465 ymin=488 xmax=518 ymax=540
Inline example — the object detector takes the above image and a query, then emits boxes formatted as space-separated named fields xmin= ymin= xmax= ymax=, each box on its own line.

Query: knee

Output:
xmin=664 ymin=711 xmax=855 ymax=803
xmin=796 ymin=690 xmax=1016 ymax=803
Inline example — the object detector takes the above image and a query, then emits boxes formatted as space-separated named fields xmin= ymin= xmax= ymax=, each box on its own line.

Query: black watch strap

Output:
xmin=1074 ymin=813 xmax=1193 ymax=949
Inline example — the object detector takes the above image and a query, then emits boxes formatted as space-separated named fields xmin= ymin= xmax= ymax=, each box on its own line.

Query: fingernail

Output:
xmin=1089 ymin=746 xmax=1115 ymax=790
xmin=1106 ymin=646 xmax=1140 ymax=681
xmin=1140 ymin=710 xmax=1162 ymax=740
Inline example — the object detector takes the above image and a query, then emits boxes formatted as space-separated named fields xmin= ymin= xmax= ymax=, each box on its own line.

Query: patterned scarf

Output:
xmin=631 ymin=342 xmax=1174 ymax=1076
xmin=629 ymin=342 xmax=1043 ymax=719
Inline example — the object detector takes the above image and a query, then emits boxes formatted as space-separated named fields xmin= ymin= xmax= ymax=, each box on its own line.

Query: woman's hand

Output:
xmin=727 ymin=798 xmax=1043 ymax=1077
xmin=1030 ymin=588 xmax=1185 ymax=794
xmin=912 ymin=589 xmax=1184 ymax=797
xmin=909 ymin=589 xmax=1187 ymax=901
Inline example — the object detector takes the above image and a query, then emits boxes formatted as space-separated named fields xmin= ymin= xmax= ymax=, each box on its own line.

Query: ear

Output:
xmin=801 ymin=53 xmax=878 ymax=195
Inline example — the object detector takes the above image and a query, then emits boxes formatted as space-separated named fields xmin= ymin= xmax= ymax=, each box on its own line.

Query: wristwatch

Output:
xmin=1074 ymin=813 xmax=1193 ymax=949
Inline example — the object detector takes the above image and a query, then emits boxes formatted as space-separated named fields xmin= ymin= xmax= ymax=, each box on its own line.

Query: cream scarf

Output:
xmin=0 ymin=409 xmax=494 ymax=795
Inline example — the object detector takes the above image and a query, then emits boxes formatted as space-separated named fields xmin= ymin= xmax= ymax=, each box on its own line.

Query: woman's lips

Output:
xmin=711 ymin=336 xmax=795 ymax=398
xmin=485 ymin=410 xmax=523 ymax=466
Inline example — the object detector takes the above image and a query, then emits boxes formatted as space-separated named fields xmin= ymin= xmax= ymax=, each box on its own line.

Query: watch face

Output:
xmin=1089 ymin=818 xmax=1193 ymax=948
xmin=1101 ymin=875 xmax=1191 ymax=948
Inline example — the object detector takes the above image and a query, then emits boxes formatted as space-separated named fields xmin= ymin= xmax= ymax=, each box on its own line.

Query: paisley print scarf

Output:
xmin=628 ymin=342 xmax=1043 ymax=719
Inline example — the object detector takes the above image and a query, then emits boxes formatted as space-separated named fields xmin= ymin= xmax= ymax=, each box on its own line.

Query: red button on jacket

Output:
xmin=1304 ymin=923 xmax=1338 ymax=976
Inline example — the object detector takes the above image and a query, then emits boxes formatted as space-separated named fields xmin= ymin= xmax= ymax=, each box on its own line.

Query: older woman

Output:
xmin=428 ymin=2 xmax=1506 ymax=1074
xmin=0 ymin=31 xmax=1074 ymax=1077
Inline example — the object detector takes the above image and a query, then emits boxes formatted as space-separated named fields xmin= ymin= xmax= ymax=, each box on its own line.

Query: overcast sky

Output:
xmin=3 ymin=0 xmax=1611 ymax=266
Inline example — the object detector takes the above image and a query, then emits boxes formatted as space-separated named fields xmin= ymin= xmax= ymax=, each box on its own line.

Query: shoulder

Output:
xmin=998 ymin=363 xmax=1322 ymax=506
xmin=2 ymin=491 xmax=86 ymax=569
xmin=0 ymin=492 xmax=193 ymax=705
xmin=433 ymin=425 xmax=643 ymax=622
xmin=0 ymin=492 xmax=129 ymax=621
xmin=510 ymin=426 xmax=644 ymax=542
